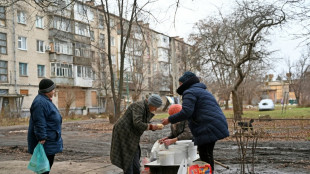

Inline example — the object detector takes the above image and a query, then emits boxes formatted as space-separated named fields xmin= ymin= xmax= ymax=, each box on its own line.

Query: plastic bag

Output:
xmin=27 ymin=143 xmax=50 ymax=174
xmin=188 ymin=161 xmax=212 ymax=174
xmin=150 ymin=140 xmax=166 ymax=161
xmin=177 ymin=158 xmax=187 ymax=174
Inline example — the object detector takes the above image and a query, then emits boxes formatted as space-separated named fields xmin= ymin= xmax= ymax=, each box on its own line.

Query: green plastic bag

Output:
xmin=27 ymin=143 xmax=50 ymax=174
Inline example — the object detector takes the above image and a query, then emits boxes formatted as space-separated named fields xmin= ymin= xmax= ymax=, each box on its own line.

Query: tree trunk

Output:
xmin=225 ymin=99 xmax=229 ymax=110
xmin=232 ymin=90 xmax=242 ymax=121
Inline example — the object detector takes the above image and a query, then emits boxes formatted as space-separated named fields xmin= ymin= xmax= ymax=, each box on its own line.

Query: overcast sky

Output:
xmin=145 ymin=0 xmax=307 ymax=76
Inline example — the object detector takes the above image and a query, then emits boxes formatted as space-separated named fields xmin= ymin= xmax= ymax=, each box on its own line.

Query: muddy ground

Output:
xmin=0 ymin=118 xmax=309 ymax=174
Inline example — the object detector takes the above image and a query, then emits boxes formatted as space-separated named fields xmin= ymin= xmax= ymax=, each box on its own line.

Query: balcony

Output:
xmin=74 ymin=35 xmax=91 ymax=44
xmin=73 ymin=56 xmax=92 ymax=66
xmin=51 ymin=77 xmax=74 ymax=86
xmin=49 ymin=53 xmax=73 ymax=63
xmin=49 ymin=29 xmax=73 ymax=41
xmin=74 ymin=77 xmax=93 ymax=88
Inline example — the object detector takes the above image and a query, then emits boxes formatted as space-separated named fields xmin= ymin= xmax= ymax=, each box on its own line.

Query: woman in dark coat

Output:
xmin=162 ymin=72 xmax=229 ymax=172
xmin=27 ymin=79 xmax=63 ymax=174
xmin=110 ymin=94 xmax=163 ymax=174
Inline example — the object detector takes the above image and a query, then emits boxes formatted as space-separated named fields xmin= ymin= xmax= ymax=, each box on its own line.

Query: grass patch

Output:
xmin=0 ymin=114 xmax=107 ymax=127
xmin=154 ymin=112 xmax=169 ymax=119
xmin=0 ymin=117 xmax=30 ymax=127
xmin=154 ymin=105 xmax=310 ymax=120
xmin=223 ymin=105 xmax=310 ymax=119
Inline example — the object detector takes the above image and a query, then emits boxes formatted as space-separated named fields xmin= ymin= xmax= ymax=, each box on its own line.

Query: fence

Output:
xmin=227 ymin=118 xmax=310 ymax=140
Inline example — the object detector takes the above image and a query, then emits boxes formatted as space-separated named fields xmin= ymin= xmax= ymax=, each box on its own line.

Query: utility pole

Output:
xmin=12 ymin=0 xmax=17 ymax=94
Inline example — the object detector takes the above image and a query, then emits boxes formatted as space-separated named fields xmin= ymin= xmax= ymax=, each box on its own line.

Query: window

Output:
xmin=36 ymin=16 xmax=43 ymax=28
xmin=54 ymin=40 xmax=72 ymax=55
xmin=19 ymin=63 xmax=28 ymax=76
xmin=17 ymin=11 xmax=26 ymax=24
xmin=109 ymin=18 xmax=115 ymax=27
xmin=0 ymin=32 xmax=7 ymax=54
xmin=52 ymin=17 xmax=71 ymax=32
xmin=77 ymin=65 xmax=92 ymax=78
xmin=20 ymin=89 xmax=29 ymax=96
xmin=111 ymin=36 xmax=115 ymax=46
xmin=90 ymin=30 xmax=94 ymax=41
xmin=36 ymin=40 xmax=44 ymax=52
xmin=75 ymin=42 xmax=91 ymax=58
xmin=99 ymin=14 xmax=104 ymax=29
xmin=18 ymin=36 xmax=27 ymax=50
xmin=37 ymin=65 xmax=45 ymax=77
xmin=75 ymin=22 xmax=90 ymax=37
xmin=0 ymin=60 xmax=8 ymax=82
xmin=51 ymin=63 xmax=72 ymax=77
xmin=0 ymin=6 xmax=5 ymax=27
xmin=111 ymin=55 xmax=116 ymax=65
xmin=99 ymin=34 xmax=105 ymax=49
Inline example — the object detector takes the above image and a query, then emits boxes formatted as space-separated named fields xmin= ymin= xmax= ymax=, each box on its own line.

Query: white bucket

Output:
xmin=158 ymin=151 xmax=175 ymax=165
xmin=176 ymin=140 xmax=195 ymax=147
xmin=169 ymin=145 xmax=188 ymax=164
xmin=188 ymin=146 xmax=198 ymax=160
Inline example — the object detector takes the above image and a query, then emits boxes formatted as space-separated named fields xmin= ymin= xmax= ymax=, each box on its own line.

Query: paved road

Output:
xmin=1 ymin=118 xmax=310 ymax=174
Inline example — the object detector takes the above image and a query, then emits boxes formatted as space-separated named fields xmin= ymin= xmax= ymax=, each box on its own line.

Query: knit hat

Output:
xmin=168 ymin=104 xmax=182 ymax=116
xmin=148 ymin=94 xmax=162 ymax=108
xmin=39 ymin=79 xmax=55 ymax=93
xmin=179 ymin=71 xmax=196 ymax=83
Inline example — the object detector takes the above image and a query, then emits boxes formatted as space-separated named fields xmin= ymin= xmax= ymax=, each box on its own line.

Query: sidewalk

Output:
xmin=0 ymin=160 xmax=123 ymax=174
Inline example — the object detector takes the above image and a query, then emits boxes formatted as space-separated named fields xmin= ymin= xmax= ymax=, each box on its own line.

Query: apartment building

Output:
xmin=0 ymin=1 xmax=51 ymax=117
xmin=0 ymin=0 xmax=193 ymax=117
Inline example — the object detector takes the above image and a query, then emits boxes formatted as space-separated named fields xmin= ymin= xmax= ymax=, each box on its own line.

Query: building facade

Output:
xmin=0 ymin=0 xmax=193 ymax=117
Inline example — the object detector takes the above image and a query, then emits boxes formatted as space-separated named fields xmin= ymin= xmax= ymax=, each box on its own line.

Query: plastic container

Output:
xmin=176 ymin=140 xmax=195 ymax=147
xmin=158 ymin=151 xmax=175 ymax=165
xmin=188 ymin=146 xmax=198 ymax=160
xmin=169 ymin=145 xmax=188 ymax=164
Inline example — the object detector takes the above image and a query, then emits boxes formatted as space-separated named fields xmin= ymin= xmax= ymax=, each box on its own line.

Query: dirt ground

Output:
xmin=0 ymin=117 xmax=309 ymax=174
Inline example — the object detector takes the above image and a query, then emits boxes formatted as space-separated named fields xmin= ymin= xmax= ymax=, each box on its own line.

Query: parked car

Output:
xmin=258 ymin=99 xmax=275 ymax=111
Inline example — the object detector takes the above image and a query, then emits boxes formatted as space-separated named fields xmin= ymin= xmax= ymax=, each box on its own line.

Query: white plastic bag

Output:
xmin=150 ymin=140 xmax=166 ymax=161
xmin=177 ymin=158 xmax=188 ymax=174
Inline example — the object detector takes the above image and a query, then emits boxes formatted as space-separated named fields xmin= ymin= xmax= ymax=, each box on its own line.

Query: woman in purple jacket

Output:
xmin=162 ymin=71 xmax=229 ymax=172
xmin=27 ymin=79 xmax=63 ymax=174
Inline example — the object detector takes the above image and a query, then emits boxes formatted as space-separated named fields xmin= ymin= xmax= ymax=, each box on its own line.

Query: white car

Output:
xmin=258 ymin=99 xmax=275 ymax=111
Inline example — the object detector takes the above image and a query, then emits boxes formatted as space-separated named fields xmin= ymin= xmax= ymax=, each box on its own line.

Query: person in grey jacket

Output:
xmin=159 ymin=104 xmax=192 ymax=146
xmin=110 ymin=94 xmax=163 ymax=174
xmin=162 ymin=72 xmax=229 ymax=172
xmin=27 ymin=79 xmax=63 ymax=174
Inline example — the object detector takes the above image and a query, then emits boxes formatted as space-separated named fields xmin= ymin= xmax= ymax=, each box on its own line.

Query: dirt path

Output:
xmin=0 ymin=118 xmax=309 ymax=174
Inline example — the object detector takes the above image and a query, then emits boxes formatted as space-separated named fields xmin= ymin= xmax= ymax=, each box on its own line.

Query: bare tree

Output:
xmin=99 ymin=0 xmax=160 ymax=123
xmin=285 ymin=49 xmax=310 ymax=106
xmin=190 ymin=1 xmax=286 ymax=120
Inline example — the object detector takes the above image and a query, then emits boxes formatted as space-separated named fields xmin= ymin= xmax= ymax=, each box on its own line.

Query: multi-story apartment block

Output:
xmin=0 ymin=0 xmax=193 ymax=117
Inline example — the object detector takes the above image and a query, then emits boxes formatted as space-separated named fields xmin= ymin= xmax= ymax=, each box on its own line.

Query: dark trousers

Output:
xmin=124 ymin=146 xmax=141 ymax=174
xmin=198 ymin=141 xmax=216 ymax=173
xmin=42 ymin=155 xmax=55 ymax=174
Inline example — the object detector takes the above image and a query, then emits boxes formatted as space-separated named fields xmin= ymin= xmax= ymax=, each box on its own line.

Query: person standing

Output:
xmin=27 ymin=79 xmax=63 ymax=174
xmin=110 ymin=94 xmax=163 ymax=174
xmin=162 ymin=72 xmax=229 ymax=172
